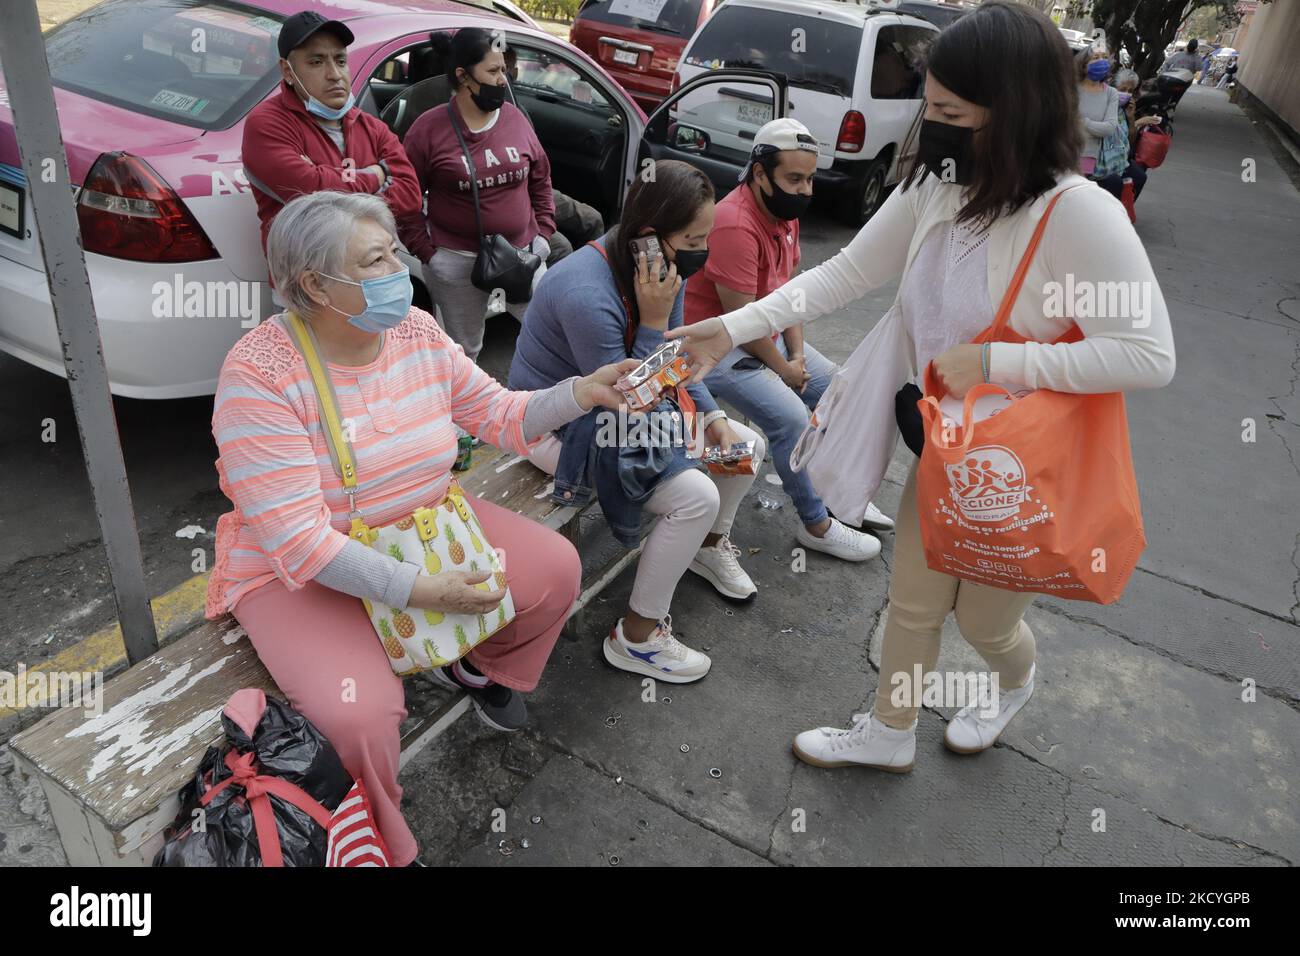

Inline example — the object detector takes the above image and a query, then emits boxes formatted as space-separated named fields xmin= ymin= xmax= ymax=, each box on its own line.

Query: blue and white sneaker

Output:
xmin=603 ymin=615 xmax=711 ymax=684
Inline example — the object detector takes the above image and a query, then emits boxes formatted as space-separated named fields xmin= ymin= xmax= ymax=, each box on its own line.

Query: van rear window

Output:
xmin=44 ymin=0 xmax=283 ymax=130
xmin=683 ymin=6 xmax=862 ymax=96
xmin=576 ymin=0 xmax=704 ymax=38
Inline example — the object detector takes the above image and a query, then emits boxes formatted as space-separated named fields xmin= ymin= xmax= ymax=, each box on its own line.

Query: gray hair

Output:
xmin=267 ymin=191 xmax=398 ymax=316
xmin=1114 ymin=68 xmax=1139 ymax=91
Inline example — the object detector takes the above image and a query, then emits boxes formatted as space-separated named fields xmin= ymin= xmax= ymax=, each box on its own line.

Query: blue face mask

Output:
xmin=289 ymin=63 xmax=355 ymax=120
xmin=319 ymin=266 xmax=413 ymax=333
xmin=1087 ymin=60 xmax=1111 ymax=82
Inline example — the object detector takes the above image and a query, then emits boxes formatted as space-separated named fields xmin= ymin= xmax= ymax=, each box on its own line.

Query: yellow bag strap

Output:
xmin=283 ymin=312 xmax=376 ymax=541
xmin=284 ymin=312 xmax=356 ymax=489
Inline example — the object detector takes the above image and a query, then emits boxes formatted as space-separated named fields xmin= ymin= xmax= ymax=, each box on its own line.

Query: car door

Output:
xmin=636 ymin=68 xmax=788 ymax=199
xmin=634 ymin=68 xmax=785 ymax=199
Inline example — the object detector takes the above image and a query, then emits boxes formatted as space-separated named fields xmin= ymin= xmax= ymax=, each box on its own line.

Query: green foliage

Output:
xmin=516 ymin=0 xmax=582 ymax=22
xmin=1086 ymin=0 xmax=1245 ymax=79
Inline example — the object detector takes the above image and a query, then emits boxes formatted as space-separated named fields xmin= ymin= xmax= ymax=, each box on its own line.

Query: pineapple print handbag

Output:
xmin=284 ymin=312 xmax=515 ymax=676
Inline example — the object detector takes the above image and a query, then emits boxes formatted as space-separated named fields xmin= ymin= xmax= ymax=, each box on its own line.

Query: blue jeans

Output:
xmin=704 ymin=338 xmax=836 ymax=526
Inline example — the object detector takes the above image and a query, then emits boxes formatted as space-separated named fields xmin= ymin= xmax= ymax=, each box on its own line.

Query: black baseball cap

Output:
xmin=277 ymin=10 xmax=355 ymax=59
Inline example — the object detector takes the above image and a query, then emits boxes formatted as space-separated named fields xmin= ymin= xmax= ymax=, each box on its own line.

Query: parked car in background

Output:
xmin=674 ymin=0 xmax=938 ymax=224
xmin=570 ymin=0 xmax=717 ymax=113
xmin=895 ymin=0 xmax=972 ymax=30
xmin=0 ymin=0 xmax=782 ymax=397
xmin=1060 ymin=27 xmax=1092 ymax=53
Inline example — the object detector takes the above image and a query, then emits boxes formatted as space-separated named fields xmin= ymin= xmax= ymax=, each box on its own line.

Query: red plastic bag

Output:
xmin=1135 ymin=128 xmax=1171 ymax=169
xmin=1120 ymin=179 xmax=1137 ymax=223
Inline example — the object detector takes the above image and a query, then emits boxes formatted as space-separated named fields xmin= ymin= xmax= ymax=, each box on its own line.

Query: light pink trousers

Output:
xmin=231 ymin=493 xmax=581 ymax=866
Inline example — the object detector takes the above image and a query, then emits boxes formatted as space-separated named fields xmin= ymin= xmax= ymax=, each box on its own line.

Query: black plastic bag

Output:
xmin=153 ymin=689 xmax=353 ymax=867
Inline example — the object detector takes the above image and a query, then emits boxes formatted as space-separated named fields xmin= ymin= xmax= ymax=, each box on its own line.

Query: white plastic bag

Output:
xmin=790 ymin=305 xmax=914 ymax=525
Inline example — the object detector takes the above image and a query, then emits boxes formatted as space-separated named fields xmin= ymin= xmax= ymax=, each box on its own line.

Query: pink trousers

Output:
xmin=231 ymin=493 xmax=581 ymax=865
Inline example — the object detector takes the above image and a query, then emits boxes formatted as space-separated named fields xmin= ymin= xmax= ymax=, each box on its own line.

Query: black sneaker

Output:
xmin=429 ymin=661 xmax=528 ymax=732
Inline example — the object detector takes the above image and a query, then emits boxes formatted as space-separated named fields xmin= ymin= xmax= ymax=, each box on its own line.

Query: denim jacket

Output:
xmin=552 ymin=397 xmax=700 ymax=546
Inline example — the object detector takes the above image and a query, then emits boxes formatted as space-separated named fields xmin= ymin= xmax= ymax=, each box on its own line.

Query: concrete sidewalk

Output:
xmin=396 ymin=85 xmax=1300 ymax=867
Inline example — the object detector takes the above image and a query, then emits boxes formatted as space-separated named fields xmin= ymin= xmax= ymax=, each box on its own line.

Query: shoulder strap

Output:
xmin=448 ymin=105 xmax=485 ymax=242
xmin=283 ymin=312 xmax=358 ymax=493
xmin=988 ymin=185 xmax=1083 ymax=339
xmin=586 ymin=239 xmax=635 ymax=355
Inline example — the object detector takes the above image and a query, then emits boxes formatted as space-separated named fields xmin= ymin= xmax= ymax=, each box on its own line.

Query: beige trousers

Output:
xmin=874 ymin=459 xmax=1038 ymax=729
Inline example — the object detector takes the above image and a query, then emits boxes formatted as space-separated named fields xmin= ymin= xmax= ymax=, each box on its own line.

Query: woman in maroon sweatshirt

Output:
xmin=402 ymin=29 xmax=556 ymax=362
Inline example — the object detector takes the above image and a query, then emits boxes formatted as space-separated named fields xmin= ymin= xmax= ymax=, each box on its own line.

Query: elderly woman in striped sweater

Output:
xmin=205 ymin=190 xmax=636 ymax=867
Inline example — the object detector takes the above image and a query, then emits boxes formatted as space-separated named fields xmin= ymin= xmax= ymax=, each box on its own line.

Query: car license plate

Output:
xmin=0 ymin=180 xmax=22 ymax=239
xmin=613 ymin=49 xmax=639 ymax=66
xmin=737 ymin=101 xmax=772 ymax=126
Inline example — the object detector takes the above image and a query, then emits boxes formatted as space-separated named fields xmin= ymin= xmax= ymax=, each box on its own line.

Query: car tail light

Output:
xmin=837 ymin=110 xmax=866 ymax=153
xmin=77 ymin=152 xmax=217 ymax=262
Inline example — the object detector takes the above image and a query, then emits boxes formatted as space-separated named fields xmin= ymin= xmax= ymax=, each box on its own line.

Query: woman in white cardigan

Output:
xmin=667 ymin=1 xmax=1175 ymax=772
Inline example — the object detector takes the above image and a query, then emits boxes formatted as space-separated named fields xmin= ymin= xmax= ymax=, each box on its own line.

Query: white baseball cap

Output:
xmin=738 ymin=117 xmax=820 ymax=183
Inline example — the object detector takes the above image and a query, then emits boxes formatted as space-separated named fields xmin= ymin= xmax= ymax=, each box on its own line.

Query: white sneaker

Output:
xmin=793 ymin=712 xmax=916 ymax=772
xmin=943 ymin=664 xmax=1036 ymax=754
xmin=603 ymin=615 xmax=711 ymax=684
xmin=796 ymin=517 xmax=882 ymax=562
xmin=862 ymin=501 xmax=895 ymax=531
xmin=688 ymin=535 xmax=757 ymax=601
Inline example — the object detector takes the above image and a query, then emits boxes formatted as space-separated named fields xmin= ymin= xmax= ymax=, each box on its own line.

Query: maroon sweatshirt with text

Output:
xmin=400 ymin=100 xmax=555 ymax=263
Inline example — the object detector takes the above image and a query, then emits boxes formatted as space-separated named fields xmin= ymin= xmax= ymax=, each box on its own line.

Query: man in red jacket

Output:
xmin=241 ymin=11 xmax=423 ymax=257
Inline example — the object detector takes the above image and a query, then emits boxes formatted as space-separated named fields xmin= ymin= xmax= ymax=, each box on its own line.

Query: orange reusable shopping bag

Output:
xmin=915 ymin=189 xmax=1146 ymax=604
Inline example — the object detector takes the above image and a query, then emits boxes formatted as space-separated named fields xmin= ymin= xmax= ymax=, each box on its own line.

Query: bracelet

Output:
xmin=699 ymin=409 xmax=728 ymax=431
xmin=981 ymin=342 xmax=991 ymax=383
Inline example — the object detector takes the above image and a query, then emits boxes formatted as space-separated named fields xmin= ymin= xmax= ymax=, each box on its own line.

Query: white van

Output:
xmin=674 ymin=0 xmax=939 ymax=223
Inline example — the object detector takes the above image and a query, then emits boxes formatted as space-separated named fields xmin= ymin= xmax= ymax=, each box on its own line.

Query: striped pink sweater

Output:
xmin=206 ymin=308 xmax=535 ymax=618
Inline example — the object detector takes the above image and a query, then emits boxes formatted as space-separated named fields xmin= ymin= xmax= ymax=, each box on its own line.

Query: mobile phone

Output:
xmin=628 ymin=235 xmax=670 ymax=281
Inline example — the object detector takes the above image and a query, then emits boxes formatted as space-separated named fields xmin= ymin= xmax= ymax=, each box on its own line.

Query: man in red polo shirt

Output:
xmin=684 ymin=118 xmax=892 ymax=561
xmin=241 ymin=11 xmax=424 ymax=260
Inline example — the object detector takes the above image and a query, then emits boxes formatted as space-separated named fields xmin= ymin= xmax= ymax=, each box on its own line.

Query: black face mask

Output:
xmin=756 ymin=172 xmax=812 ymax=221
xmin=663 ymin=239 xmax=709 ymax=279
xmin=917 ymin=118 xmax=976 ymax=186
xmin=468 ymin=76 xmax=507 ymax=112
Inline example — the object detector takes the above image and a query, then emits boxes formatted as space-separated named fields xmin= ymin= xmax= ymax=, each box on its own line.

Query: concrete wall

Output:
xmin=1237 ymin=0 xmax=1300 ymax=137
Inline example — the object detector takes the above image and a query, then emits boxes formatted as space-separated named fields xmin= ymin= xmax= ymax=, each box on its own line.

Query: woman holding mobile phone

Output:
xmin=509 ymin=160 xmax=765 ymax=684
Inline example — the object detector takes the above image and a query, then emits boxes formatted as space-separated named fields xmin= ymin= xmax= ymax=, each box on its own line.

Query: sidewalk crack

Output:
xmin=1031 ymin=600 xmax=1300 ymax=713
xmin=993 ymin=732 xmax=1294 ymax=866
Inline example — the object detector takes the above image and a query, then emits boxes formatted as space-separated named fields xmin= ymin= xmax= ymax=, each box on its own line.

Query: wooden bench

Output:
xmin=8 ymin=445 xmax=640 ymax=866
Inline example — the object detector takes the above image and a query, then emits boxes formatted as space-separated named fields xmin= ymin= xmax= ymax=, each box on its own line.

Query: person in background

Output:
xmin=1076 ymin=47 xmax=1119 ymax=179
xmin=241 ymin=10 xmax=423 ymax=259
xmin=401 ymin=28 xmax=555 ymax=362
xmin=1198 ymin=45 xmax=1216 ymax=84
xmin=1217 ymin=56 xmax=1238 ymax=89
xmin=1160 ymin=37 xmax=1201 ymax=79
xmin=503 ymin=45 xmax=606 ymax=266
xmin=1093 ymin=68 xmax=1160 ymax=203
xmin=510 ymin=160 xmax=766 ymax=685
xmin=684 ymin=118 xmax=893 ymax=562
